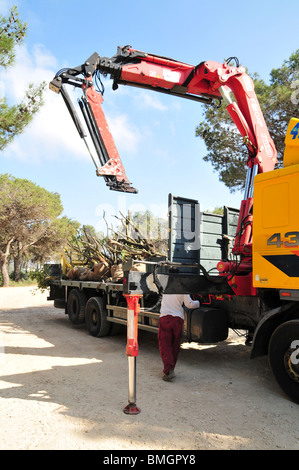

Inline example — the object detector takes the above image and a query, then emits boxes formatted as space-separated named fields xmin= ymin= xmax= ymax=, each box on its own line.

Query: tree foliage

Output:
xmin=0 ymin=174 xmax=77 ymax=286
xmin=195 ymin=50 xmax=299 ymax=192
xmin=0 ymin=5 xmax=26 ymax=67
xmin=0 ymin=5 xmax=46 ymax=151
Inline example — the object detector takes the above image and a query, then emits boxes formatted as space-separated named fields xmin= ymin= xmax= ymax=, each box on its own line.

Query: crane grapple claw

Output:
xmin=105 ymin=180 xmax=138 ymax=193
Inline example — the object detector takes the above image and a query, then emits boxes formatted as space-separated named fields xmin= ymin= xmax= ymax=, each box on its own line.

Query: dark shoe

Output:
xmin=162 ymin=373 xmax=172 ymax=382
xmin=162 ymin=369 xmax=176 ymax=381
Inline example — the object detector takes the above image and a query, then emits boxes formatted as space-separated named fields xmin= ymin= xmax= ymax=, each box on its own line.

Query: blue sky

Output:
xmin=1 ymin=0 xmax=298 ymax=234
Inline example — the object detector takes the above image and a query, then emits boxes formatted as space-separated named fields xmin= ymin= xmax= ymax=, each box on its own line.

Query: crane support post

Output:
xmin=123 ymin=294 xmax=142 ymax=415
xmin=124 ymin=294 xmax=141 ymax=357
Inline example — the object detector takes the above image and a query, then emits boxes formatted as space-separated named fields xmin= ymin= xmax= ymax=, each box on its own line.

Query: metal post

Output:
xmin=123 ymin=294 xmax=141 ymax=415
xmin=128 ymin=356 xmax=137 ymax=403
xmin=248 ymin=164 xmax=258 ymax=198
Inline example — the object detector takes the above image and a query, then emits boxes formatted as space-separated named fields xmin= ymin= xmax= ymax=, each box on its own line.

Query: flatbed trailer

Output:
xmin=48 ymin=277 xmax=160 ymax=336
xmin=48 ymin=267 xmax=231 ymax=345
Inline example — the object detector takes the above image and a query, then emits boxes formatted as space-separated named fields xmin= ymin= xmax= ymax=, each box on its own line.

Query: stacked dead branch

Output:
xmin=65 ymin=212 xmax=167 ymax=282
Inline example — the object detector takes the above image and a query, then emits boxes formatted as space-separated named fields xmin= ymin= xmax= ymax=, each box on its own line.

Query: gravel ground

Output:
xmin=0 ymin=285 xmax=298 ymax=451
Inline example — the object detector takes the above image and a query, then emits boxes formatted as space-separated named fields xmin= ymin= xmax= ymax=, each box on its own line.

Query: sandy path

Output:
xmin=0 ymin=286 xmax=298 ymax=450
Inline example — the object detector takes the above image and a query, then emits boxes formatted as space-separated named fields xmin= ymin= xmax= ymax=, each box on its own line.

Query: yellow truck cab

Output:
xmin=253 ymin=118 xmax=299 ymax=293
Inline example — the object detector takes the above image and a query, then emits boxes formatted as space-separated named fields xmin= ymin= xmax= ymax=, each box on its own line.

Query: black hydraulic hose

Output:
xmin=78 ymin=97 xmax=108 ymax=167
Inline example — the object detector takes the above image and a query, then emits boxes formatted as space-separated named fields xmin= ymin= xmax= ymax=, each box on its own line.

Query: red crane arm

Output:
xmin=50 ymin=46 xmax=277 ymax=191
xmin=50 ymin=46 xmax=278 ymax=275
xmin=116 ymin=47 xmax=277 ymax=173
xmin=110 ymin=47 xmax=278 ymax=264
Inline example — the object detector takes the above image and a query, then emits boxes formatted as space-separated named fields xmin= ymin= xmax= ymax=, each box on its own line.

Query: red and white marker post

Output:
xmin=123 ymin=294 xmax=142 ymax=415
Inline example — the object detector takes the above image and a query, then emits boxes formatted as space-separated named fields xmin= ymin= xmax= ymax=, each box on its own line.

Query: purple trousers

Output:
xmin=158 ymin=315 xmax=184 ymax=374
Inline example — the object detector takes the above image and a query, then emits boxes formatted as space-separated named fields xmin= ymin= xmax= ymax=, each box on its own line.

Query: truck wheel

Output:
xmin=85 ymin=297 xmax=111 ymax=337
xmin=67 ymin=288 xmax=86 ymax=325
xmin=268 ymin=320 xmax=299 ymax=404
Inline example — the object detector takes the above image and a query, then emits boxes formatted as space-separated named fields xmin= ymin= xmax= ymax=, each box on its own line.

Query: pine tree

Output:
xmin=195 ymin=51 xmax=299 ymax=192
xmin=0 ymin=5 xmax=46 ymax=151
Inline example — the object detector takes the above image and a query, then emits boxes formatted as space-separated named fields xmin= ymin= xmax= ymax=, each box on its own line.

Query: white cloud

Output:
xmin=32 ymin=43 xmax=59 ymax=71
xmin=106 ymin=113 xmax=141 ymax=153
xmin=0 ymin=44 xmax=85 ymax=162
xmin=0 ymin=44 xmax=142 ymax=164
xmin=135 ymin=91 xmax=168 ymax=111
xmin=0 ymin=44 xmax=54 ymax=101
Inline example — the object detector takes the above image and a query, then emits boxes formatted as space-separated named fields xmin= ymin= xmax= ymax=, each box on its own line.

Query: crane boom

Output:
xmin=49 ymin=45 xmax=278 ymax=282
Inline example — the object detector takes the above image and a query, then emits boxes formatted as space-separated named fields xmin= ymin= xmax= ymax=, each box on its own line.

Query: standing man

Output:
xmin=158 ymin=293 xmax=199 ymax=381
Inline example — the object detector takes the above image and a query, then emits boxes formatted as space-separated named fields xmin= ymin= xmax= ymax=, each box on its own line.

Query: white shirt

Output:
xmin=160 ymin=294 xmax=200 ymax=320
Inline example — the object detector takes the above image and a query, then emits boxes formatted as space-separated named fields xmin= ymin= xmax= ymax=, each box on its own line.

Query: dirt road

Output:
xmin=0 ymin=286 xmax=298 ymax=450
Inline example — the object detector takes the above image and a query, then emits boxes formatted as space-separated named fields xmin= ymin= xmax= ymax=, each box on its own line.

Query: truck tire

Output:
xmin=85 ymin=296 xmax=111 ymax=337
xmin=268 ymin=319 xmax=299 ymax=404
xmin=67 ymin=288 xmax=86 ymax=325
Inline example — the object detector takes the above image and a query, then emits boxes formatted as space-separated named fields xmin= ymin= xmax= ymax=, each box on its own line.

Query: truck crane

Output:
xmin=49 ymin=45 xmax=277 ymax=286
xmin=49 ymin=46 xmax=299 ymax=403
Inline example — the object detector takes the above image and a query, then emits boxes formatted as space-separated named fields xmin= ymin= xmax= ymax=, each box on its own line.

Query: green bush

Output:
xmin=29 ymin=266 xmax=51 ymax=292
